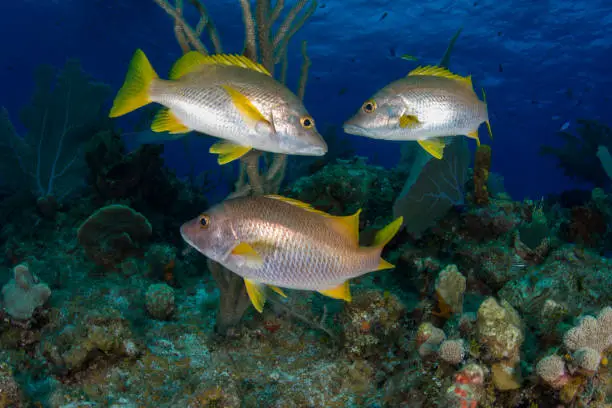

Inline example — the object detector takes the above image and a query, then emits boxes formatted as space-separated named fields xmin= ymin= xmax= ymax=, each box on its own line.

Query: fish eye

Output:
xmin=362 ymin=100 xmax=377 ymax=113
xmin=198 ymin=214 xmax=210 ymax=229
xmin=300 ymin=116 xmax=314 ymax=129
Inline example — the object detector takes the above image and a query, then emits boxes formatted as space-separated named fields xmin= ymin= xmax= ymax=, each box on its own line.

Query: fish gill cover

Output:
xmin=0 ymin=0 xmax=610 ymax=407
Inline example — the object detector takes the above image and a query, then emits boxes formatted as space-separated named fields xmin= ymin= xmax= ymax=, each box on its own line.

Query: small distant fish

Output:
xmin=560 ymin=121 xmax=570 ymax=131
xmin=400 ymin=54 xmax=419 ymax=61
xmin=338 ymin=87 xmax=348 ymax=96
xmin=551 ymin=115 xmax=561 ymax=120
xmin=498 ymin=63 xmax=503 ymax=73
xmin=344 ymin=66 xmax=492 ymax=160
xmin=379 ymin=12 xmax=388 ymax=21
xmin=180 ymin=195 xmax=403 ymax=312
xmin=109 ymin=49 xmax=327 ymax=164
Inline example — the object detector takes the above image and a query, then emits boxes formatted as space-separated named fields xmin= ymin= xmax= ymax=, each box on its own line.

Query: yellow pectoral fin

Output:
xmin=221 ymin=85 xmax=271 ymax=127
xmin=418 ymin=138 xmax=445 ymax=159
xmin=467 ymin=130 xmax=481 ymax=146
xmin=109 ymin=49 xmax=158 ymax=118
xmin=151 ymin=108 xmax=190 ymax=134
xmin=209 ymin=141 xmax=252 ymax=165
xmin=231 ymin=242 xmax=264 ymax=267
xmin=319 ymin=281 xmax=352 ymax=302
xmin=245 ymin=279 xmax=266 ymax=313
xmin=399 ymin=114 xmax=420 ymax=128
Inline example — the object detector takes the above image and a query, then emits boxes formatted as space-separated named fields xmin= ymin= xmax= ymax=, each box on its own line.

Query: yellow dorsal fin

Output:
xmin=319 ymin=281 xmax=351 ymax=302
xmin=269 ymin=285 xmax=287 ymax=298
xmin=169 ymin=51 xmax=209 ymax=80
xmin=326 ymin=209 xmax=361 ymax=245
xmin=408 ymin=65 xmax=472 ymax=88
xmin=264 ymin=195 xmax=332 ymax=217
xmin=265 ymin=195 xmax=362 ymax=243
xmin=244 ymin=279 xmax=266 ymax=313
xmin=467 ymin=130 xmax=481 ymax=146
xmin=221 ymin=85 xmax=270 ymax=126
xmin=373 ymin=216 xmax=404 ymax=248
xmin=151 ymin=108 xmax=190 ymax=134
xmin=399 ymin=114 xmax=420 ymax=128
xmin=209 ymin=141 xmax=252 ymax=165
xmin=482 ymin=88 xmax=493 ymax=140
xmin=418 ymin=138 xmax=446 ymax=159
xmin=170 ymin=52 xmax=271 ymax=80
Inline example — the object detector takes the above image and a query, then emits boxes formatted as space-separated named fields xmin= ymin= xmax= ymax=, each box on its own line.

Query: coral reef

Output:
xmin=1 ymin=263 xmax=51 ymax=321
xmin=145 ymin=283 xmax=175 ymax=320
xmin=394 ymin=138 xmax=470 ymax=237
xmin=77 ymin=204 xmax=152 ymax=269
xmin=0 ymin=60 xmax=111 ymax=202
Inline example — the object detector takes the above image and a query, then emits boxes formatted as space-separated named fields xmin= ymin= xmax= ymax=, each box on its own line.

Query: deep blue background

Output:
xmin=2 ymin=0 xmax=611 ymax=200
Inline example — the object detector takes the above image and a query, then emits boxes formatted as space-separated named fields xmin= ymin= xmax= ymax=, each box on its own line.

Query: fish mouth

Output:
xmin=180 ymin=224 xmax=195 ymax=248
xmin=290 ymin=138 xmax=327 ymax=156
xmin=343 ymin=123 xmax=369 ymax=136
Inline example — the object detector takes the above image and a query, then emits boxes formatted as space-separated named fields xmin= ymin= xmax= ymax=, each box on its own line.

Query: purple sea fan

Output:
xmin=393 ymin=138 xmax=470 ymax=237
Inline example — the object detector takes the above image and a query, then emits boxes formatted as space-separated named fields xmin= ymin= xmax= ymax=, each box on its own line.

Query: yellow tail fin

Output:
xmin=109 ymin=49 xmax=158 ymax=118
xmin=482 ymin=88 xmax=493 ymax=140
xmin=373 ymin=216 xmax=404 ymax=248
xmin=371 ymin=216 xmax=403 ymax=271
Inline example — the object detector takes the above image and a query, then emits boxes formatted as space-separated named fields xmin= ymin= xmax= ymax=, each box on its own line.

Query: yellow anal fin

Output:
xmin=481 ymin=88 xmax=493 ymax=140
xmin=151 ymin=108 xmax=190 ymax=134
xmin=231 ymin=242 xmax=263 ymax=267
xmin=373 ymin=216 xmax=404 ymax=248
xmin=245 ymin=279 xmax=266 ymax=313
xmin=209 ymin=141 xmax=252 ymax=165
xmin=319 ymin=281 xmax=351 ymax=302
xmin=408 ymin=65 xmax=472 ymax=88
xmin=399 ymin=114 xmax=420 ymax=128
xmin=377 ymin=258 xmax=395 ymax=271
xmin=269 ymin=285 xmax=287 ymax=298
xmin=109 ymin=49 xmax=158 ymax=118
xmin=418 ymin=138 xmax=446 ymax=159
xmin=467 ymin=130 xmax=481 ymax=146
xmin=222 ymin=85 xmax=271 ymax=128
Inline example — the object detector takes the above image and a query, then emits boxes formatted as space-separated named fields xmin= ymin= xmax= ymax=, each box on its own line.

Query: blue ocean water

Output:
xmin=3 ymin=0 xmax=611 ymax=198
xmin=0 ymin=1 xmax=611 ymax=407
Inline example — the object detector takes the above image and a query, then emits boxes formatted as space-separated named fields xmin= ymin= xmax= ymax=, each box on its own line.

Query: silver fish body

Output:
xmin=152 ymin=64 xmax=325 ymax=155
xmin=180 ymin=196 xmax=401 ymax=294
xmin=109 ymin=50 xmax=327 ymax=162
xmin=181 ymin=196 xmax=381 ymax=291
xmin=344 ymin=74 xmax=489 ymax=141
